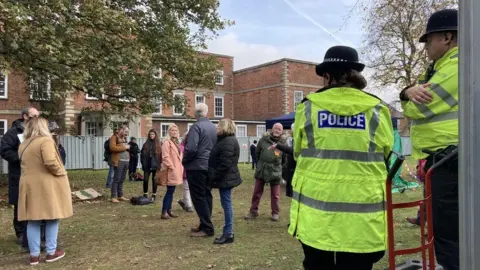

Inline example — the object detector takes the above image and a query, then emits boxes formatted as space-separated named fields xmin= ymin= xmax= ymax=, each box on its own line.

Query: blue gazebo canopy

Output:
xmin=266 ymin=112 xmax=401 ymax=130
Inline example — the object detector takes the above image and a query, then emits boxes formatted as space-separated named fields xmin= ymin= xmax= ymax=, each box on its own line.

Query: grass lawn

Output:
xmin=0 ymin=164 xmax=425 ymax=270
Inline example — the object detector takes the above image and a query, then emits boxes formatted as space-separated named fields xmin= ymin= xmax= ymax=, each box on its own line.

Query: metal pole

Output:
xmin=459 ymin=0 xmax=480 ymax=269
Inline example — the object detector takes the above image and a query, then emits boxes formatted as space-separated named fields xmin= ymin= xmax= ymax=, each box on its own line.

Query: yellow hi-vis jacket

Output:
xmin=289 ymin=87 xmax=394 ymax=253
xmin=402 ymin=47 xmax=458 ymax=159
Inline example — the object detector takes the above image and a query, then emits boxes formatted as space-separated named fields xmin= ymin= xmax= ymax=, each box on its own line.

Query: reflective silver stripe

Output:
xmin=293 ymin=191 xmax=385 ymax=213
xmin=431 ymin=83 xmax=458 ymax=107
xmin=368 ymin=104 xmax=382 ymax=152
xmin=415 ymin=103 xmax=435 ymax=118
xmin=304 ymin=101 xmax=315 ymax=148
xmin=412 ymin=110 xmax=458 ymax=126
xmin=301 ymin=148 xmax=384 ymax=162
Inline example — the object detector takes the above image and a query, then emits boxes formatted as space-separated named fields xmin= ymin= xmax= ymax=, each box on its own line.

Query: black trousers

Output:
xmin=426 ymin=157 xmax=459 ymax=270
xmin=129 ymin=157 xmax=138 ymax=175
xmin=187 ymin=170 xmax=214 ymax=235
xmin=143 ymin=170 xmax=158 ymax=194
xmin=251 ymin=156 xmax=256 ymax=169
xmin=301 ymin=242 xmax=384 ymax=270
xmin=13 ymin=204 xmax=27 ymax=239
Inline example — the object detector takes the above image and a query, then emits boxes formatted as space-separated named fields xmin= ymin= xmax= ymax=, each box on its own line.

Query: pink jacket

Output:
xmin=161 ymin=140 xmax=183 ymax=186
xmin=180 ymin=142 xmax=186 ymax=179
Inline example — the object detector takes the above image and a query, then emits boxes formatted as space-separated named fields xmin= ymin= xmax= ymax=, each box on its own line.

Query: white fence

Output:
xmin=0 ymin=136 xmax=260 ymax=174
xmin=0 ymin=135 xmax=411 ymax=174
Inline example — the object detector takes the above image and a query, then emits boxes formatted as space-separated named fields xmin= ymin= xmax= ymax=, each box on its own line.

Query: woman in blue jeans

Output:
xmin=208 ymin=119 xmax=243 ymax=244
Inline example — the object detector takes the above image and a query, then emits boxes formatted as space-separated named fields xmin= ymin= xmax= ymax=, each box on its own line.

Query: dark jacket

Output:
xmin=250 ymin=144 xmax=257 ymax=160
xmin=276 ymin=142 xmax=295 ymax=197
xmin=140 ymin=139 xmax=162 ymax=172
xmin=254 ymin=134 xmax=286 ymax=184
xmin=208 ymin=135 xmax=242 ymax=189
xmin=128 ymin=141 xmax=140 ymax=159
xmin=58 ymin=144 xmax=66 ymax=165
xmin=182 ymin=118 xmax=217 ymax=171
xmin=0 ymin=119 xmax=24 ymax=204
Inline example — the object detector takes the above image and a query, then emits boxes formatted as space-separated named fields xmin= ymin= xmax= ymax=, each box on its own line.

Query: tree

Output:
xmin=0 ymin=0 xmax=232 ymax=119
xmin=361 ymin=0 xmax=458 ymax=90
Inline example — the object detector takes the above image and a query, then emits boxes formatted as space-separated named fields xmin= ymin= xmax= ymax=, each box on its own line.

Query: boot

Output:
xmin=161 ymin=212 xmax=170 ymax=220
xmin=214 ymin=234 xmax=234 ymax=245
xmin=168 ymin=210 xmax=179 ymax=218
xmin=178 ymin=200 xmax=187 ymax=211
xmin=244 ymin=212 xmax=258 ymax=220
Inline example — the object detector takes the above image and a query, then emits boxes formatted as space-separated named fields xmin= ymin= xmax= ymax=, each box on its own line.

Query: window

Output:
xmin=173 ymin=93 xmax=184 ymax=115
xmin=256 ymin=125 xmax=266 ymax=137
xmin=154 ymin=99 xmax=162 ymax=115
xmin=111 ymin=122 xmax=124 ymax=132
xmin=215 ymin=70 xmax=224 ymax=85
xmin=85 ymin=122 xmax=97 ymax=136
xmin=30 ymin=75 xmax=51 ymax=101
xmin=0 ymin=120 xmax=7 ymax=135
xmin=236 ymin=125 xmax=247 ymax=137
xmin=294 ymin=91 xmax=304 ymax=111
xmin=161 ymin=123 xmax=173 ymax=138
xmin=195 ymin=94 xmax=205 ymax=105
xmin=214 ymin=96 xmax=224 ymax=117
xmin=85 ymin=93 xmax=98 ymax=100
xmin=0 ymin=72 xmax=7 ymax=99
xmin=118 ymin=89 xmax=134 ymax=102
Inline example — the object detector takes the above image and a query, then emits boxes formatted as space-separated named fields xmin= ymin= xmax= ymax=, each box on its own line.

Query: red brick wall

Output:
xmin=287 ymin=62 xmax=322 ymax=85
xmin=213 ymin=56 xmax=234 ymax=92
xmin=233 ymin=61 xmax=284 ymax=91
xmin=288 ymin=87 xmax=319 ymax=112
xmin=0 ymin=72 xmax=34 ymax=111
xmin=234 ymin=87 xmax=283 ymax=121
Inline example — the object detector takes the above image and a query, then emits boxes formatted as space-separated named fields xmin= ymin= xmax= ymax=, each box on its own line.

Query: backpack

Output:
xmin=103 ymin=138 xmax=111 ymax=162
xmin=130 ymin=196 xmax=152 ymax=206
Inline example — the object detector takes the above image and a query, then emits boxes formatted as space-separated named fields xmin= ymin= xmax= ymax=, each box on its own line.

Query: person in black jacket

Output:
xmin=250 ymin=140 xmax=257 ymax=169
xmin=209 ymin=119 xmax=242 ymax=245
xmin=0 ymin=107 xmax=39 ymax=247
xmin=128 ymin=137 xmax=140 ymax=181
xmin=269 ymin=123 xmax=295 ymax=198
xmin=140 ymin=129 xmax=162 ymax=202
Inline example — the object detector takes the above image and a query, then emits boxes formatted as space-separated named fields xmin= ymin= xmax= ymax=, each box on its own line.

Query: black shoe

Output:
xmin=213 ymin=234 xmax=234 ymax=245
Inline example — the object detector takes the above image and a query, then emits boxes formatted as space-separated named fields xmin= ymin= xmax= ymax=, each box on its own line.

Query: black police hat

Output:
xmin=419 ymin=9 xmax=458 ymax=43
xmin=315 ymin=46 xmax=365 ymax=77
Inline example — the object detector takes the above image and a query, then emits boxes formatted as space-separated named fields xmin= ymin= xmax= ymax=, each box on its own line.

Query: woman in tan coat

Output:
xmin=17 ymin=117 xmax=73 ymax=266
xmin=160 ymin=124 xmax=183 ymax=219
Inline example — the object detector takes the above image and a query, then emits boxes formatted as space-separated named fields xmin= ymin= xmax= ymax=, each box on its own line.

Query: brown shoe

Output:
xmin=111 ymin=198 xmax=120 ymax=203
xmin=46 ymin=250 xmax=65 ymax=263
xmin=406 ymin=217 xmax=420 ymax=226
xmin=118 ymin=197 xmax=129 ymax=201
xmin=168 ymin=210 xmax=179 ymax=218
xmin=191 ymin=225 xmax=201 ymax=232
xmin=244 ymin=212 xmax=258 ymax=220
xmin=161 ymin=212 xmax=170 ymax=220
xmin=271 ymin=214 xmax=280 ymax=222
xmin=190 ymin=231 xmax=213 ymax=237
xmin=29 ymin=256 xmax=40 ymax=266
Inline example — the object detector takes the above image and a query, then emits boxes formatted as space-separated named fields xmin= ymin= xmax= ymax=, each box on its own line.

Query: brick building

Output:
xmin=0 ymin=54 xmax=323 ymax=138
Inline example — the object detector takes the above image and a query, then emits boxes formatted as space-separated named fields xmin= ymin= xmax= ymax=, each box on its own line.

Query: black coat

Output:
xmin=128 ymin=142 xmax=140 ymax=159
xmin=0 ymin=119 xmax=24 ymax=204
xmin=276 ymin=142 xmax=295 ymax=198
xmin=183 ymin=118 xmax=217 ymax=171
xmin=208 ymin=135 xmax=242 ymax=189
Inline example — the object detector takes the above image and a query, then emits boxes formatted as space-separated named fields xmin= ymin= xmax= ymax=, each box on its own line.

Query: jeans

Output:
xmin=162 ymin=186 xmax=176 ymax=212
xmin=106 ymin=165 xmax=114 ymax=187
xmin=27 ymin=220 xmax=60 ymax=257
xmin=249 ymin=178 xmax=281 ymax=215
xmin=111 ymin=161 xmax=129 ymax=198
xmin=143 ymin=170 xmax=158 ymax=194
xmin=219 ymin=188 xmax=233 ymax=235
xmin=187 ymin=170 xmax=214 ymax=235
xmin=301 ymin=242 xmax=384 ymax=270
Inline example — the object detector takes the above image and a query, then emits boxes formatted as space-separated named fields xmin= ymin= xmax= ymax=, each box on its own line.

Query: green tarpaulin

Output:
xmin=390 ymin=129 xmax=419 ymax=193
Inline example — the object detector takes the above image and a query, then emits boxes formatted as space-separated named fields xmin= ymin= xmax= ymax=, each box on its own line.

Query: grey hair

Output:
xmin=21 ymin=107 xmax=35 ymax=118
xmin=194 ymin=103 xmax=208 ymax=118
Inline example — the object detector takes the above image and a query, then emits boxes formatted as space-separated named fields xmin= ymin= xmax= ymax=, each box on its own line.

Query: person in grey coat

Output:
xmin=182 ymin=103 xmax=217 ymax=237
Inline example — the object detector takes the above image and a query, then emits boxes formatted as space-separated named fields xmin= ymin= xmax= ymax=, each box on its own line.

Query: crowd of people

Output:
xmin=0 ymin=8 xmax=460 ymax=270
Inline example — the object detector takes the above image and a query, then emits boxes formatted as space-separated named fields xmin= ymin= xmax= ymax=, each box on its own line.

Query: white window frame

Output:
xmin=0 ymin=119 xmax=7 ymax=136
xmin=85 ymin=92 xmax=98 ymax=100
xmin=195 ymin=94 xmax=205 ymax=105
xmin=256 ymin=125 xmax=266 ymax=138
xmin=214 ymin=96 xmax=224 ymax=117
xmin=0 ymin=72 xmax=8 ymax=99
xmin=160 ymin=122 xmax=174 ymax=138
xmin=153 ymin=99 xmax=162 ymax=115
xmin=215 ymin=70 xmax=224 ymax=85
xmin=85 ymin=122 xmax=97 ymax=136
xmin=293 ymin=91 xmax=304 ymax=111
xmin=173 ymin=92 xmax=184 ymax=116
xmin=236 ymin=124 xmax=247 ymax=137
xmin=29 ymin=76 xmax=51 ymax=101
xmin=187 ymin=123 xmax=194 ymax=131
xmin=117 ymin=89 xmax=136 ymax=102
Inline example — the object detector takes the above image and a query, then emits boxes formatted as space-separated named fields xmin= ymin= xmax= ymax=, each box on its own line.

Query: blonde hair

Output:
xmin=217 ymin=118 xmax=236 ymax=137
xmin=165 ymin=124 xmax=179 ymax=140
xmin=24 ymin=117 xmax=51 ymax=140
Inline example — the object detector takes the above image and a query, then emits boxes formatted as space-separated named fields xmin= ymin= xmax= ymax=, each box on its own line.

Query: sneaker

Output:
xmin=244 ymin=212 xmax=258 ymax=220
xmin=111 ymin=198 xmax=120 ymax=203
xmin=271 ymin=214 xmax=280 ymax=222
xmin=46 ymin=250 xmax=65 ymax=263
xmin=29 ymin=256 xmax=40 ymax=265
xmin=186 ymin=207 xmax=194 ymax=213
xmin=118 ymin=197 xmax=129 ymax=201
xmin=178 ymin=200 xmax=187 ymax=211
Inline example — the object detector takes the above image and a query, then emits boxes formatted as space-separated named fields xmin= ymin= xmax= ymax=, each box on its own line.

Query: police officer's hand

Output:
xmin=405 ymin=84 xmax=433 ymax=104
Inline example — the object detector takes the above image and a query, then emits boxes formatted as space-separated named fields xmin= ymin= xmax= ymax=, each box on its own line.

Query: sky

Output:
xmin=206 ymin=0 xmax=399 ymax=103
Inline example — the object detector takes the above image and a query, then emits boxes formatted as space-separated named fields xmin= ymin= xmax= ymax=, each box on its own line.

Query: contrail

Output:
xmin=282 ymin=0 xmax=351 ymax=46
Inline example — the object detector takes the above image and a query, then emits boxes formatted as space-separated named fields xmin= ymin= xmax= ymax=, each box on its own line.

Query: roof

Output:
xmin=234 ymin=58 xmax=319 ymax=73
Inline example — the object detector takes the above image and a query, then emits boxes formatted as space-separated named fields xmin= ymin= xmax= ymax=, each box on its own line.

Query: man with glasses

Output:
xmin=0 ymin=107 xmax=40 ymax=249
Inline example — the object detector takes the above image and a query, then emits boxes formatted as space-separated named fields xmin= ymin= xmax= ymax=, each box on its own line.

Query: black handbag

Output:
xmin=130 ymin=196 xmax=152 ymax=205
